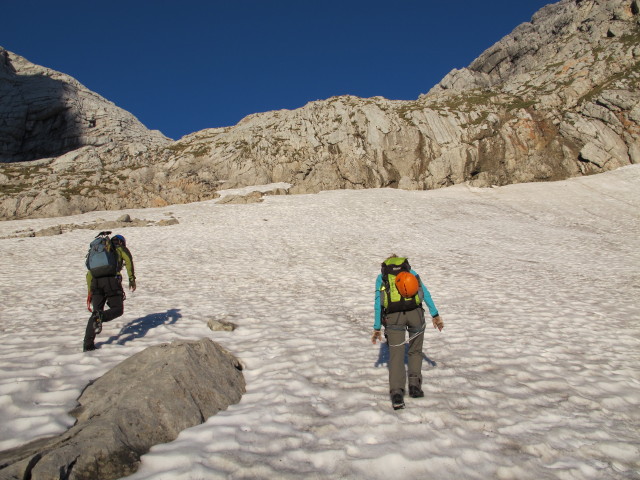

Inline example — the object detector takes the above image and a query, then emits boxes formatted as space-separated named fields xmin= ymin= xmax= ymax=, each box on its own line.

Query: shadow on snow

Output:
xmin=99 ymin=309 xmax=182 ymax=347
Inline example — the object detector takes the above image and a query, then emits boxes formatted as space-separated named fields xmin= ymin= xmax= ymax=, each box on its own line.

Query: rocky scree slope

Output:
xmin=1 ymin=0 xmax=639 ymax=220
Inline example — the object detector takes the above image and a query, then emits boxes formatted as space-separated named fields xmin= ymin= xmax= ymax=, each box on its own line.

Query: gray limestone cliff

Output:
xmin=1 ymin=0 xmax=639 ymax=219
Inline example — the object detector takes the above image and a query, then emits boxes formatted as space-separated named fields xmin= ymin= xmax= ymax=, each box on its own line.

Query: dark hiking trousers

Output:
xmin=83 ymin=276 xmax=124 ymax=349
xmin=384 ymin=308 xmax=426 ymax=395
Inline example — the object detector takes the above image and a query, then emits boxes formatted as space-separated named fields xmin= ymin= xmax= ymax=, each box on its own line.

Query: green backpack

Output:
xmin=380 ymin=257 xmax=422 ymax=313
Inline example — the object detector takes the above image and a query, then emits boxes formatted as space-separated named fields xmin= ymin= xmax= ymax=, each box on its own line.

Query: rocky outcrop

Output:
xmin=0 ymin=214 xmax=179 ymax=239
xmin=0 ymin=48 xmax=169 ymax=163
xmin=426 ymin=0 xmax=640 ymax=178
xmin=0 ymin=339 xmax=245 ymax=480
xmin=1 ymin=0 xmax=639 ymax=220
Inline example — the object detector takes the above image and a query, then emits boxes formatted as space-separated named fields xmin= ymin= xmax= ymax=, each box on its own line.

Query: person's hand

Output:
xmin=86 ymin=292 xmax=92 ymax=312
xmin=129 ymin=278 xmax=136 ymax=292
xmin=432 ymin=315 xmax=444 ymax=331
xmin=371 ymin=330 xmax=382 ymax=344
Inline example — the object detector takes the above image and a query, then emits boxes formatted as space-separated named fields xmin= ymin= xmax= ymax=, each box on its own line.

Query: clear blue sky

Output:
xmin=2 ymin=0 xmax=552 ymax=140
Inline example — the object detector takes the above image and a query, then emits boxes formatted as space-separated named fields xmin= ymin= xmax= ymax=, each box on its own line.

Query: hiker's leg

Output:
xmin=84 ymin=281 xmax=106 ymax=350
xmin=90 ymin=278 xmax=107 ymax=313
xmin=83 ymin=315 xmax=97 ymax=350
xmin=102 ymin=277 xmax=124 ymax=322
xmin=406 ymin=308 xmax=426 ymax=390
xmin=103 ymin=294 xmax=124 ymax=322
xmin=385 ymin=312 xmax=408 ymax=395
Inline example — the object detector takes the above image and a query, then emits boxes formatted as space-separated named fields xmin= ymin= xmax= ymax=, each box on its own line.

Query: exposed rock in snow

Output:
xmin=0 ymin=339 xmax=244 ymax=480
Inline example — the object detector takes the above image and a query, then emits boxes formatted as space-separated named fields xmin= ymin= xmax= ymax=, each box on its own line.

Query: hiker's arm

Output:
xmin=119 ymin=246 xmax=135 ymax=281
xmin=118 ymin=246 xmax=136 ymax=291
xmin=86 ymin=271 xmax=93 ymax=311
xmin=371 ymin=275 xmax=384 ymax=343
xmin=421 ymin=283 xmax=438 ymax=317
xmin=373 ymin=275 xmax=383 ymax=330
xmin=413 ymin=270 xmax=438 ymax=317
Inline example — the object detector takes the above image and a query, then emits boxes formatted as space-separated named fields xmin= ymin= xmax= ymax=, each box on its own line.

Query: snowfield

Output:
xmin=0 ymin=166 xmax=639 ymax=479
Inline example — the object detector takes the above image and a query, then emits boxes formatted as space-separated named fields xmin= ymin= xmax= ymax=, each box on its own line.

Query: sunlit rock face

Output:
xmin=1 ymin=0 xmax=639 ymax=219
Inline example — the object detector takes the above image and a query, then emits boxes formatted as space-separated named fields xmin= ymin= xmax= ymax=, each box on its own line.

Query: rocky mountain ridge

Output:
xmin=1 ymin=0 xmax=639 ymax=220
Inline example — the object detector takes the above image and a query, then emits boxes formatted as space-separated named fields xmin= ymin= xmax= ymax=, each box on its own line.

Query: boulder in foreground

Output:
xmin=0 ymin=338 xmax=245 ymax=480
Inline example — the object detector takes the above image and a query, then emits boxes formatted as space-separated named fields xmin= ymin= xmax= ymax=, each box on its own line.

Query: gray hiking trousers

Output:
xmin=384 ymin=308 xmax=426 ymax=395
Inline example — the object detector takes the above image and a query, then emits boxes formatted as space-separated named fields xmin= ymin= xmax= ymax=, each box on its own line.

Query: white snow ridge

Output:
xmin=0 ymin=166 xmax=639 ymax=480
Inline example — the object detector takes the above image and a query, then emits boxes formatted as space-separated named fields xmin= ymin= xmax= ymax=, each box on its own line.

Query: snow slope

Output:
xmin=0 ymin=166 xmax=639 ymax=479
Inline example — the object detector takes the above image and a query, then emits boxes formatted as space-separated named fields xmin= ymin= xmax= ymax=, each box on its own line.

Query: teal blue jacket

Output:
xmin=374 ymin=269 xmax=438 ymax=330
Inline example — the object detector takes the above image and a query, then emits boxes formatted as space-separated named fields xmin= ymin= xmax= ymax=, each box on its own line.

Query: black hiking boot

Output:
xmin=391 ymin=393 xmax=405 ymax=410
xmin=83 ymin=343 xmax=96 ymax=352
xmin=409 ymin=386 xmax=424 ymax=398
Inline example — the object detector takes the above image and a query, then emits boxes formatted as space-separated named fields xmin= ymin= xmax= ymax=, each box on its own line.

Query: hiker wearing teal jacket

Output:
xmin=372 ymin=255 xmax=443 ymax=410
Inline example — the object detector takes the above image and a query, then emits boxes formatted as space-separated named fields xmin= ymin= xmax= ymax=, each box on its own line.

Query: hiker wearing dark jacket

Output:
xmin=371 ymin=255 xmax=443 ymax=410
xmin=83 ymin=234 xmax=136 ymax=352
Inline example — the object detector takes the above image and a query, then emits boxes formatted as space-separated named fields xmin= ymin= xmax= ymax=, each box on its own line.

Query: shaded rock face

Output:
xmin=0 ymin=339 xmax=245 ymax=480
xmin=0 ymin=48 xmax=169 ymax=164
xmin=1 ymin=0 xmax=639 ymax=220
